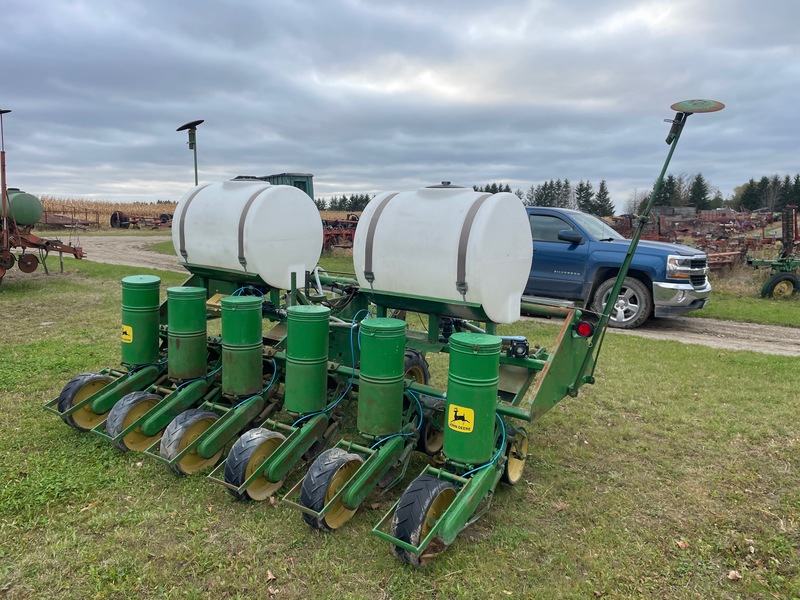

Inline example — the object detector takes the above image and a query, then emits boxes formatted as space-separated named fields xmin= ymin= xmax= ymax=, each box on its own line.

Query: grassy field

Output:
xmin=0 ymin=256 xmax=799 ymax=598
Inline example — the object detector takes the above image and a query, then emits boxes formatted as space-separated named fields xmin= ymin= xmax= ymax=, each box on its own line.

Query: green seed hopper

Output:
xmin=43 ymin=100 xmax=723 ymax=565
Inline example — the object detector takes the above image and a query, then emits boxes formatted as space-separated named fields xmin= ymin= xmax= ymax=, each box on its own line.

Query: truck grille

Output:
xmin=690 ymin=257 xmax=708 ymax=288
xmin=690 ymin=274 xmax=707 ymax=287
xmin=690 ymin=258 xmax=707 ymax=270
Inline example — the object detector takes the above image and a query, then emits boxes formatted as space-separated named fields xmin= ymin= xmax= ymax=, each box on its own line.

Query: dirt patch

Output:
xmin=79 ymin=234 xmax=183 ymax=272
xmin=60 ymin=235 xmax=800 ymax=357
xmin=607 ymin=316 xmax=800 ymax=357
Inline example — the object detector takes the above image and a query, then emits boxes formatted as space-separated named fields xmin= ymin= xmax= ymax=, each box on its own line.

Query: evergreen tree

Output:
xmin=594 ymin=180 xmax=614 ymax=217
xmin=688 ymin=173 xmax=710 ymax=210
xmin=575 ymin=180 xmax=594 ymax=213
xmin=314 ymin=197 xmax=327 ymax=210
xmin=738 ymin=179 xmax=760 ymax=211
xmin=778 ymin=175 xmax=794 ymax=211
xmin=524 ymin=185 xmax=537 ymax=206
xmin=653 ymin=174 xmax=675 ymax=206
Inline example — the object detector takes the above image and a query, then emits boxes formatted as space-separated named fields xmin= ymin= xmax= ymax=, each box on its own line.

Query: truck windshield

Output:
xmin=571 ymin=212 xmax=625 ymax=241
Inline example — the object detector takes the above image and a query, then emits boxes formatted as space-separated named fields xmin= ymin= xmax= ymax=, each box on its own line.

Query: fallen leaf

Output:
xmin=727 ymin=570 xmax=742 ymax=581
xmin=749 ymin=545 xmax=755 ymax=554
xmin=267 ymin=570 xmax=276 ymax=582
xmin=676 ymin=540 xmax=688 ymax=550
xmin=269 ymin=496 xmax=279 ymax=507
xmin=135 ymin=461 xmax=144 ymax=467
xmin=80 ymin=501 xmax=101 ymax=512
xmin=370 ymin=502 xmax=381 ymax=509
xmin=268 ymin=586 xmax=279 ymax=596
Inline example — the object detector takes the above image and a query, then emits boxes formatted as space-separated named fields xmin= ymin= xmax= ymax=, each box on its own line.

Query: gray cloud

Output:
xmin=2 ymin=0 xmax=798 ymax=208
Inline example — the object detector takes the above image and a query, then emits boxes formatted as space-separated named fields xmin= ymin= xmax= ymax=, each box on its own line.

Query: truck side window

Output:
xmin=529 ymin=215 xmax=574 ymax=242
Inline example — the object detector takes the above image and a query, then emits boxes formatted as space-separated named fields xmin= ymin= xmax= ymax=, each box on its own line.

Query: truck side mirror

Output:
xmin=558 ymin=230 xmax=583 ymax=244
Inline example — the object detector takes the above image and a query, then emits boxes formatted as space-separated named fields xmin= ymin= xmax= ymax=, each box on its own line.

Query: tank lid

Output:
xmin=449 ymin=332 xmax=503 ymax=353
xmin=426 ymin=181 xmax=464 ymax=188
xmin=221 ymin=295 xmax=263 ymax=308
xmin=360 ymin=317 xmax=407 ymax=333
xmin=167 ymin=286 xmax=207 ymax=298
xmin=121 ymin=275 xmax=161 ymax=287
xmin=287 ymin=304 xmax=331 ymax=318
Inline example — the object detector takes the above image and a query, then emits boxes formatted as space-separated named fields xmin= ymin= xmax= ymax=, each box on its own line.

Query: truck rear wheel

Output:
xmin=593 ymin=277 xmax=651 ymax=329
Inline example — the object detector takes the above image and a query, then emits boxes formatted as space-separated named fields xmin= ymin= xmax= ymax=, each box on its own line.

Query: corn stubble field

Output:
xmin=0 ymin=256 xmax=799 ymax=599
xmin=39 ymin=196 xmax=354 ymax=230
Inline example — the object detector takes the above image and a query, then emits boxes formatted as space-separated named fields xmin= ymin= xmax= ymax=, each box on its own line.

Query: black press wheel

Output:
xmin=57 ymin=373 xmax=114 ymax=431
xmin=404 ymin=349 xmax=443 ymax=456
xmin=159 ymin=409 xmax=222 ymax=475
xmin=592 ymin=276 xmax=652 ymax=329
xmin=300 ymin=448 xmax=364 ymax=531
xmin=390 ymin=473 xmax=457 ymax=565
xmin=403 ymin=349 xmax=430 ymax=385
xmin=416 ymin=417 xmax=444 ymax=456
xmin=501 ymin=428 xmax=528 ymax=486
xmin=223 ymin=428 xmax=287 ymax=501
xmin=105 ymin=391 xmax=163 ymax=451
xmin=761 ymin=273 xmax=800 ymax=298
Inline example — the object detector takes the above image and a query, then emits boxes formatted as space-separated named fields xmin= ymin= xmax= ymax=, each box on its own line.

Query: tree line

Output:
xmin=474 ymin=179 xmax=615 ymax=217
xmin=313 ymin=172 xmax=800 ymax=216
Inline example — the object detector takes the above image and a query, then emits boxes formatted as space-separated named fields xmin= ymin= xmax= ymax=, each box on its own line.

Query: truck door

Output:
xmin=526 ymin=213 xmax=589 ymax=298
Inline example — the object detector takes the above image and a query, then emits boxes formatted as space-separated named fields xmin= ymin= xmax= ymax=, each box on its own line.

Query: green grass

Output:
xmin=0 ymin=260 xmax=798 ymax=598
xmin=697 ymin=265 xmax=800 ymax=326
xmin=146 ymin=240 xmax=175 ymax=255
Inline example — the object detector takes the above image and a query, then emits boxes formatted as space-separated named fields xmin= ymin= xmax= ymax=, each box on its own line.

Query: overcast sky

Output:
xmin=2 ymin=0 xmax=798 ymax=210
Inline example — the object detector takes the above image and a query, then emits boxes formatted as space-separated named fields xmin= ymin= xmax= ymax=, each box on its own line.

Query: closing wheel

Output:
xmin=105 ymin=391 xmax=163 ymax=451
xmin=761 ymin=273 xmax=799 ymax=298
xmin=501 ymin=428 xmax=528 ymax=486
xmin=159 ymin=409 xmax=222 ymax=475
xmin=390 ymin=474 xmax=457 ymax=566
xmin=57 ymin=373 xmax=114 ymax=431
xmin=0 ymin=251 xmax=14 ymax=270
xmin=17 ymin=253 xmax=39 ymax=274
xmin=224 ymin=428 xmax=287 ymax=501
xmin=300 ymin=448 xmax=364 ymax=531
xmin=592 ymin=276 xmax=652 ymax=329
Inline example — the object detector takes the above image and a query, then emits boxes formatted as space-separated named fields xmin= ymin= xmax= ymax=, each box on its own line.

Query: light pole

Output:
xmin=176 ymin=119 xmax=204 ymax=186
xmin=1 ymin=108 xmax=11 ymax=251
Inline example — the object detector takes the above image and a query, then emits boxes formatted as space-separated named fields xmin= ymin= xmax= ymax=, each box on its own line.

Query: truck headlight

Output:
xmin=666 ymin=255 xmax=690 ymax=280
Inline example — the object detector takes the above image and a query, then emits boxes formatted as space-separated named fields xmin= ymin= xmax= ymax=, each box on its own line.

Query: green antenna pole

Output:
xmin=583 ymin=99 xmax=725 ymax=378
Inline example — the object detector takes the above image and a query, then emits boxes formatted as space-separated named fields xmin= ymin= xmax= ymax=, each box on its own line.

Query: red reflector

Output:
xmin=575 ymin=321 xmax=594 ymax=337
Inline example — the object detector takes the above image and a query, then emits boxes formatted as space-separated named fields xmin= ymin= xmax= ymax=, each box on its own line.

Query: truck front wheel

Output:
xmin=592 ymin=277 xmax=652 ymax=329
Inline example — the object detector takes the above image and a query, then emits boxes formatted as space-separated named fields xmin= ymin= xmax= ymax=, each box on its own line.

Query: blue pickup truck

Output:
xmin=524 ymin=207 xmax=711 ymax=329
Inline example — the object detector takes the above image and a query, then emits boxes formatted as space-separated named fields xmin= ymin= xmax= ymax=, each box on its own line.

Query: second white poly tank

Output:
xmin=353 ymin=185 xmax=532 ymax=324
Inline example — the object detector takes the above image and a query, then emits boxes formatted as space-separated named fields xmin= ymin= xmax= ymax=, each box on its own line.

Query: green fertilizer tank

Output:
xmin=6 ymin=188 xmax=43 ymax=227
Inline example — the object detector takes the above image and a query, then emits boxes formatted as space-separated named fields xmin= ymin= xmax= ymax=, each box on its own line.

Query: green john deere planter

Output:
xmin=44 ymin=100 xmax=723 ymax=566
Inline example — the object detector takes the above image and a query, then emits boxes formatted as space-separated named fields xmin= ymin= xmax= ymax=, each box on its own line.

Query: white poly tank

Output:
xmin=353 ymin=186 xmax=532 ymax=324
xmin=172 ymin=179 xmax=323 ymax=290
